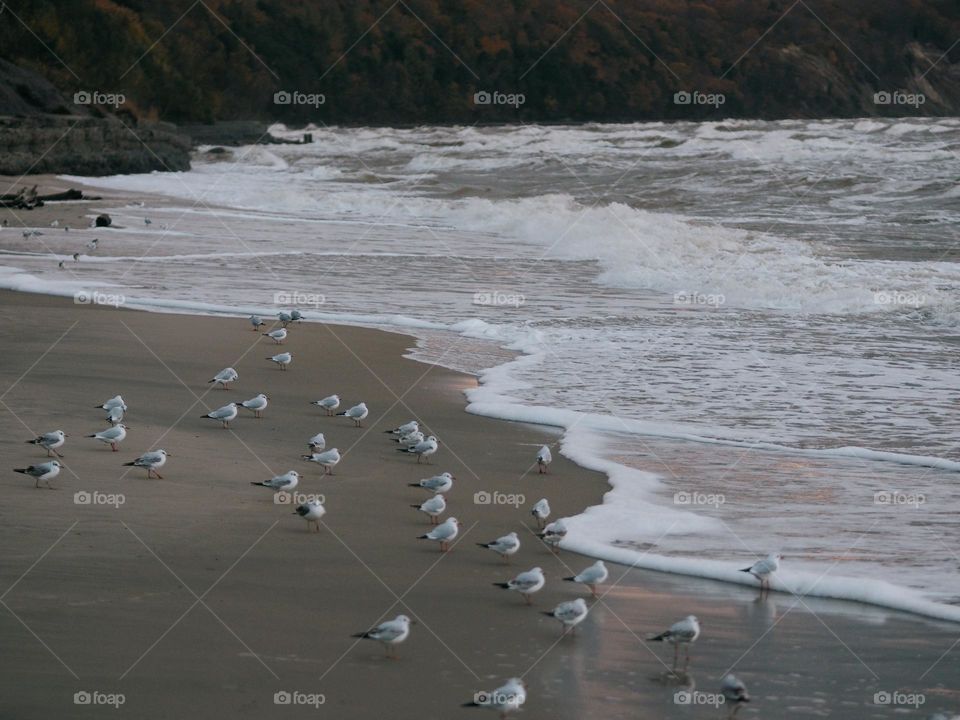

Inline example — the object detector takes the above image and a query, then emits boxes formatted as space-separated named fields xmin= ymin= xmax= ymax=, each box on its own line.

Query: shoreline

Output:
xmin=1 ymin=290 xmax=959 ymax=718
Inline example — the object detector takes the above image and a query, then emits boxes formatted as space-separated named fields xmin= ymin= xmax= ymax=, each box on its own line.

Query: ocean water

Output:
xmin=3 ymin=118 xmax=959 ymax=620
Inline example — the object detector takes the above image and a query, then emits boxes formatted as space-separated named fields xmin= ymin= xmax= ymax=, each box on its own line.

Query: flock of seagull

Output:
xmin=11 ymin=309 xmax=772 ymax=719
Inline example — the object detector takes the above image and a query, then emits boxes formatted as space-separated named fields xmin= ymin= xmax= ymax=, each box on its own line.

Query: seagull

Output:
xmin=538 ymin=518 xmax=567 ymax=553
xmin=97 ymin=395 xmax=127 ymax=411
xmin=201 ymin=403 xmax=239 ymax=429
xmin=493 ymin=567 xmax=545 ymax=605
xmin=263 ymin=328 xmax=287 ymax=344
xmin=542 ymin=598 xmax=589 ymax=636
xmin=14 ymin=460 xmax=62 ymax=488
xmin=25 ymin=430 xmax=66 ymax=457
xmin=411 ymin=494 xmax=446 ymax=524
xmin=302 ymin=448 xmax=340 ymax=475
xmin=408 ymin=472 xmax=453 ymax=494
xmin=741 ymin=553 xmax=782 ymax=593
xmin=123 ymin=449 xmax=170 ymax=479
xmin=531 ymin=498 xmax=550 ymax=528
xmin=289 ymin=309 xmax=304 ymax=322
xmin=240 ymin=393 xmax=269 ymax=418
xmin=337 ymin=402 xmax=368 ymax=427
xmin=86 ymin=238 xmax=98 ymax=251
xmin=648 ymin=615 xmax=700 ymax=670
xmin=477 ymin=532 xmax=520 ymax=562
xmin=50 ymin=219 xmax=59 ymax=227
xmin=564 ymin=560 xmax=608 ymax=597
xmin=249 ymin=315 xmax=265 ymax=331
xmin=352 ymin=615 xmax=413 ymax=659
xmin=208 ymin=367 xmax=238 ymax=389
xmin=462 ymin=678 xmax=527 ymax=718
xmin=398 ymin=435 xmax=438 ymax=463
xmin=418 ymin=517 xmax=458 ymax=552
xmin=88 ymin=424 xmax=128 ymax=452
xmin=144 ymin=218 xmax=152 ymax=225
xmin=251 ymin=470 xmax=299 ymax=493
xmin=72 ymin=252 xmax=80 ymax=262
xmin=537 ymin=445 xmax=552 ymax=474
xmin=277 ymin=311 xmax=293 ymax=327
xmin=266 ymin=352 xmax=292 ymax=370
xmin=385 ymin=420 xmax=418 ymax=436
xmin=294 ymin=500 xmax=325 ymax=532
xmin=396 ymin=430 xmax=424 ymax=447
xmin=58 ymin=261 xmax=64 ymax=269
xmin=721 ymin=674 xmax=750 ymax=718
xmin=308 ymin=432 xmax=326 ymax=452
xmin=105 ymin=406 xmax=125 ymax=426
xmin=311 ymin=395 xmax=340 ymax=415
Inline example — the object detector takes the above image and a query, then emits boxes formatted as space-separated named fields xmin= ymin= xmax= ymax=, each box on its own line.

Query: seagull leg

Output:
xmin=155 ymin=471 xmax=163 ymax=479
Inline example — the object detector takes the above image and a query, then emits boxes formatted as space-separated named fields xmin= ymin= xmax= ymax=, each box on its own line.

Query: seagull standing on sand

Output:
xmin=411 ymin=494 xmax=446 ymax=524
xmin=564 ymin=560 xmax=608 ymax=597
xmin=537 ymin=445 xmax=552 ymax=473
xmin=105 ymin=406 xmax=124 ymax=425
xmin=97 ymin=395 xmax=127 ymax=412
xmin=14 ymin=460 xmax=62 ymax=488
xmin=308 ymin=433 xmax=326 ymax=452
xmin=294 ymin=500 xmax=325 ymax=532
xmin=396 ymin=430 xmax=424 ymax=447
xmin=418 ymin=517 xmax=459 ymax=552
xmin=266 ymin=352 xmax=292 ymax=370
xmin=531 ymin=498 xmax=550 ymax=528
xmin=86 ymin=238 xmax=98 ymax=252
xmin=263 ymin=328 xmax=287 ymax=344
xmin=240 ymin=393 xmax=269 ymax=418
xmin=741 ymin=553 xmax=782 ymax=593
xmin=399 ymin=435 xmax=438 ymax=463
xmin=302 ymin=448 xmax=341 ymax=475
xmin=539 ymin=519 xmax=567 ymax=553
xmin=337 ymin=402 xmax=368 ymax=427
xmin=209 ymin=367 xmax=238 ymax=389
xmin=409 ymin=472 xmax=453 ymax=494
xmin=542 ymin=598 xmax=589 ymax=636
xmin=202 ymin=403 xmax=239 ymax=429
xmin=648 ymin=615 xmax=700 ymax=670
xmin=385 ymin=420 xmax=418 ymax=436
xmin=88 ymin=424 xmax=128 ymax=452
xmin=721 ymin=675 xmax=750 ymax=718
xmin=352 ymin=615 xmax=413 ymax=659
xmin=462 ymin=678 xmax=527 ymax=717
xmin=249 ymin=315 xmax=265 ymax=331
xmin=311 ymin=395 xmax=340 ymax=415
xmin=25 ymin=430 xmax=66 ymax=457
xmin=251 ymin=471 xmax=299 ymax=493
xmin=123 ymin=449 xmax=170 ymax=479
xmin=477 ymin=532 xmax=520 ymax=562
xmin=493 ymin=567 xmax=545 ymax=605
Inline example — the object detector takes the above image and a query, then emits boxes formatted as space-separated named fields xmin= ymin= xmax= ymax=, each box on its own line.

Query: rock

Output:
xmin=95 ymin=214 xmax=112 ymax=227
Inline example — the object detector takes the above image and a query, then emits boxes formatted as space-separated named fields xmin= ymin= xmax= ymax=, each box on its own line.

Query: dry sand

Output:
xmin=0 ymin=290 xmax=958 ymax=719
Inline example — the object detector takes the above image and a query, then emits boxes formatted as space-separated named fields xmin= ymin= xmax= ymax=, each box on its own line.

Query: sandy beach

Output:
xmin=0 ymin=289 xmax=957 ymax=719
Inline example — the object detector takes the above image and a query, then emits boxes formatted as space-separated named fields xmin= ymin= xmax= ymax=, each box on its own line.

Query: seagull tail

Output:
xmin=13 ymin=468 xmax=27 ymax=474
xmin=351 ymin=632 xmax=371 ymax=639
xmin=206 ymin=379 xmax=215 ymax=384
xmin=492 ymin=582 xmax=510 ymax=589
xmin=646 ymin=632 xmax=668 ymax=642
xmin=86 ymin=434 xmax=97 ymax=438
xmin=417 ymin=534 xmax=430 ymax=540
xmin=562 ymin=576 xmax=576 ymax=582
xmin=539 ymin=611 xmax=554 ymax=618
xmin=461 ymin=701 xmax=481 ymax=708
xmin=24 ymin=439 xmax=37 ymax=444
xmin=250 ymin=481 xmax=267 ymax=487
xmin=476 ymin=543 xmax=490 ymax=549
xmin=739 ymin=567 xmax=752 ymax=573
xmin=410 ymin=504 xmax=422 ymax=509
xmin=407 ymin=482 xmax=421 ymax=487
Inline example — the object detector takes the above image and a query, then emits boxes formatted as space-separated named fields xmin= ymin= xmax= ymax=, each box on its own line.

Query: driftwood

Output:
xmin=0 ymin=186 xmax=98 ymax=209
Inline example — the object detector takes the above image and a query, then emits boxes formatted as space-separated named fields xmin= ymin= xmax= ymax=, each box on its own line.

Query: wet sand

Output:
xmin=0 ymin=290 xmax=958 ymax=719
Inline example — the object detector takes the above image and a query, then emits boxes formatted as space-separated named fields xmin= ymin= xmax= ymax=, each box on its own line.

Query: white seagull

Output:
xmin=302 ymin=448 xmax=341 ymax=475
xmin=385 ymin=420 xmax=418 ymax=436
xmin=411 ymin=494 xmax=447 ymax=524
xmin=208 ymin=367 xmax=238 ymax=389
xmin=477 ymin=532 xmax=520 ymax=562
xmin=14 ymin=460 xmax=62 ymax=488
xmin=398 ymin=435 xmax=437 ymax=463
xmin=266 ymin=352 xmax=292 ymax=370
xmin=240 ymin=393 xmax=269 ymax=418
xmin=418 ymin=517 xmax=459 ymax=552
xmin=538 ymin=518 xmax=567 ymax=553
xmin=352 ymin=614 xmax=413 ymax=659
xmin=201 ymin=402 xmax=239 ymax=429
xmin=25 ymin=430 xmax=67 ymax=457
xmin=408 ymin=472 xmax=454 ymax=494
xmin=462 ymin=678 xmax=527 ymax=717
xmin=537 ymin=445 xmax=552 ymax=473
xmin=263 ymin=327 xmax=287 ymax=344
xmin=493 ymin=567 xmax=545 ymax=605
xmin=294 ymin=500 xmax=326 ymax=533
xmin=542 ymin=597 xmax=589 ymax=636
xmin=311 ymin=394 xmax=340 ymax=415
xmin=396 ymin=430 xmax=424 ymax=447
xmin=564 ymin=560 xmax=608 ymax=597
xmin=337 ymin=402 xmax=369 ymax=427
xmin=741 ymin=553 xmax=782 ymax=593
xmin=277 ymin=310 xmax=293 ymax=327
xmin=249 ymin=314 xmax=265 ymax=331
xmin=308 ymin=432 xmax=326 ymax=451
xmin=123 ymin=449 xmax=170 ymax=479
xmin=88 ymin=424 xmax=128 ymax=452
xmin=105 ymin=405 xmax=124 ymax=425
xmin=531 ymin=498 xmax=551 ymax=528
xmin=648 ymin=615 xmax=701 ymax=669
xmin=96 ymin=395 xmax=127 ymax=411
xmin=251 ymin=470 xmax=300 ymax=493
xmin=721 ymin=674 xmax=750 ymax=718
